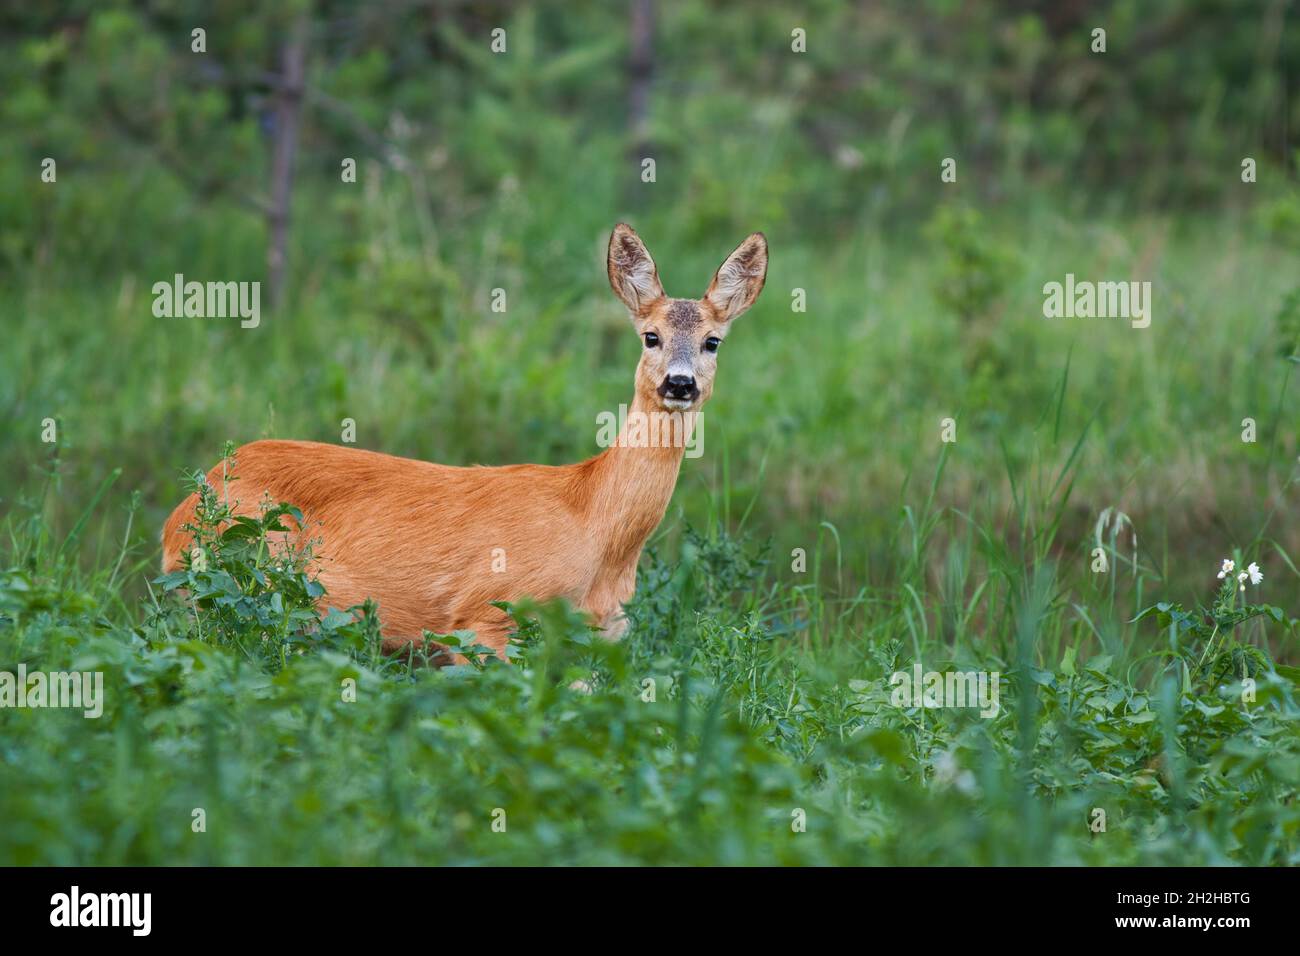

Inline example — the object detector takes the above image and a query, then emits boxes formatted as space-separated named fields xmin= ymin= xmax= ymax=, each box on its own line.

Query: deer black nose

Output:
xmin=660 ymin=374 xmax=698 ymax=401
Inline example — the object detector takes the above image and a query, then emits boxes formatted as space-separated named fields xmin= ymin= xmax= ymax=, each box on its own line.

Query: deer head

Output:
xmin=607 ymin=223 xmax=768 ymax=411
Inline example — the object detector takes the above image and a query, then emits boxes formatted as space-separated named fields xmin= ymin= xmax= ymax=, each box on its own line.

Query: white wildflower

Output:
xmin=1217 ymin=558 xmax=1235 ymax=579
xmin=933 ymin=750 xmax=976 ymax=794
xmin=1247 ymin=562 xmax=1263 ymax=586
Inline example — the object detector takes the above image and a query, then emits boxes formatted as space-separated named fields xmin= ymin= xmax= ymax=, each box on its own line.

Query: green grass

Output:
xmin=1 ymin=429 xmax=1298 ymax=865
xmin=2 ymin=175 xmax=1300 ymax=864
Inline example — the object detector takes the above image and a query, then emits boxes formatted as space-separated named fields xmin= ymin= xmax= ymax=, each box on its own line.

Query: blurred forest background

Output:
xmin=2 ymin=0 xmax=1299 ymax=615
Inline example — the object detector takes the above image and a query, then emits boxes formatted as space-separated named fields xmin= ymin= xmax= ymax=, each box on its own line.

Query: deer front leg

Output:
xmin=583 ymin=562 xmax=639 ymax=642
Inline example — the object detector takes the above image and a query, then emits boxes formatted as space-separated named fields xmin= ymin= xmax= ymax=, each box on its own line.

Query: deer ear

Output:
xmin=704 ymin=232 xmax=767 ymax=322
xmin=607 ymin=223 xmax=665 ymax=317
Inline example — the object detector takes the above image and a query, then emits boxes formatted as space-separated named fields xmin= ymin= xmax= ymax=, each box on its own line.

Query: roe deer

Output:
xmin=161 ymin=224 xmax=768 ymax=661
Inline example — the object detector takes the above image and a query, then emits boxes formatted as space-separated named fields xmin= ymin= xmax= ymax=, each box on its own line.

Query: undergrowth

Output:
xmin=1 ymin=453 xmax=1298 ymax=865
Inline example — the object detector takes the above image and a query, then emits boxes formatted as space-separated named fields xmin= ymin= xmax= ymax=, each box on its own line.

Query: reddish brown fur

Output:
xmin=161 ymin=225 xmax=767 ymax=662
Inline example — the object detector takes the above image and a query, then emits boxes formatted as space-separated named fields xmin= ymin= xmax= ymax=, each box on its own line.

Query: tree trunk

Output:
xmin=628 ymin=0 xmax=654 ymax=157
xmin=267 ymin=15 xmax=308 ymax=310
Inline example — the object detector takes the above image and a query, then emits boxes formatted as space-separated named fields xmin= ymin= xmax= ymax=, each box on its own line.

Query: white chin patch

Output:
xmin=662 ymin=397 xmax=694 ymax=410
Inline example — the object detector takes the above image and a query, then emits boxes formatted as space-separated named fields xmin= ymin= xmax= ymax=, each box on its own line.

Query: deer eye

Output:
xmin=643 ymin=332 xmax=660 ymax=348
xmin=703 ymin=336 xmax=721 ymax=353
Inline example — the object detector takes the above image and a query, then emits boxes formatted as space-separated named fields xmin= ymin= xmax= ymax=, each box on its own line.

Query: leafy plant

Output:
xmin=925 ymin=205 xmax=1019 ymax=326
xmin=1134 ymin=558 xmax=1285 ymax=690
xmin=151 ymin=446 xmax=383 ymax=669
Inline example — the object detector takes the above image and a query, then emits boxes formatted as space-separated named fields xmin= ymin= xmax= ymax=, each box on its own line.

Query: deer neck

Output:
xmin=582 ymin=391 xmax=697 ymax=565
